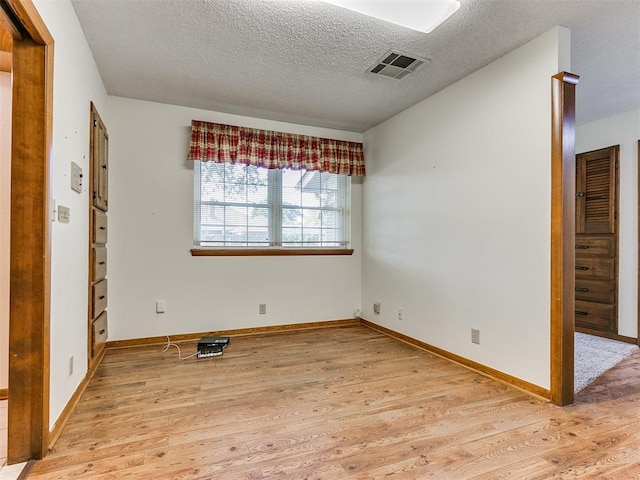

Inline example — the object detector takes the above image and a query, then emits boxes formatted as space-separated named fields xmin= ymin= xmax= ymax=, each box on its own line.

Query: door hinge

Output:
xmin=93 ymin=119 xmax=97 ymax=127
xmin=576 ymin=192 xmax=585 ymax=197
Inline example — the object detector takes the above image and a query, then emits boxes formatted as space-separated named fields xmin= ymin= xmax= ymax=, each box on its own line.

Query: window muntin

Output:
xmin=194 ymin=161 xmax=349 ymax=248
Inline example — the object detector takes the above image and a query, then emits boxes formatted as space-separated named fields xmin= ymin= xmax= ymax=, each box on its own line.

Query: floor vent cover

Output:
xmin=369 ymin=51 xmax=429 ymax=79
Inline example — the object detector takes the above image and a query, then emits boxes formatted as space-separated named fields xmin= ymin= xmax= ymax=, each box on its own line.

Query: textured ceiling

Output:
xmin=70 ymin=0 xmax=640 ymax=132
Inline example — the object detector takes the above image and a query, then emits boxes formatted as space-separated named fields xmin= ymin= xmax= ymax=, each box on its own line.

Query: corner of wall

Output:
xmin=33 ymin=0 xmax=109 ymax=429
xmin=361 ymin=27 xmax=565 ymax=390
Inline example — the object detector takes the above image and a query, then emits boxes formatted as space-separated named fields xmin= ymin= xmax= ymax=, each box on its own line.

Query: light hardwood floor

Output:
xmin=28 ymin=326 xmax=640 ymax=479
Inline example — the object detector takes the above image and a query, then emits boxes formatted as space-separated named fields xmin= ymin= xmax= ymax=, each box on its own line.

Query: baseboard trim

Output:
xmin=106 ymin=318 xmax=360 ymax=349
xmin=0 ymin=387 xmax=7 ymax=400
xmin=47 ymin=346 xmax=107 ymax=451
xmin=360 ymin=319 xmax=551 ymax=400
xmin=575 ymin=327 xmax=637 ymax=345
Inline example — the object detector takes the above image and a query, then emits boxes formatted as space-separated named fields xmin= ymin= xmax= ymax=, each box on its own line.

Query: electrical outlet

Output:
xmin=354 ymin=308 xmax=361 ymax=318
xmin=156 ymin=300 xmax=166 ymax=314
xmin=471 ymin=328 xmax=480 ymax=344
xmin=68 ymin=356 xmax=74 ymax=376
xmin=373 ymin=302 xmax=381 ymax=314
xmin=397 ymin=308 xmax=404 ymax=321
xmin=259 ymin=303 xmax=267 ymax=314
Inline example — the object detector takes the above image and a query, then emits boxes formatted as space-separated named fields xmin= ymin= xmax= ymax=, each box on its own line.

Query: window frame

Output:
xmin=191 ymin=161 xmax=354 ymax=256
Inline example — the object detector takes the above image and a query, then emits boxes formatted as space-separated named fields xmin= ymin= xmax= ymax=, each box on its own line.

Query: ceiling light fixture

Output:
xmin=323 ymin=0 xmax=460 ymax=33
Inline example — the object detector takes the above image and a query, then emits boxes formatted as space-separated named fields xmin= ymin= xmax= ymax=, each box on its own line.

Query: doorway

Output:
xmin=2 ymin=0 xmax=54 ymax=464
xmin=574 ymin=146 xmax=620 ymax=336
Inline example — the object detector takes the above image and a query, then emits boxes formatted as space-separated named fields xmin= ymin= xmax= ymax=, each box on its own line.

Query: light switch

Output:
xmin=58 ymin=205 xmax=70 ymax=223
xmin=71 ymin=162 xmax=83 ymax=193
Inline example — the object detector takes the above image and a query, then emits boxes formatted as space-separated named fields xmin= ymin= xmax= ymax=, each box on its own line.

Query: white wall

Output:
xmin=107 ymin=96 xmax=362 ymax=341
xmin=33 ymin=0 xmax=108 ymax=428
xmin=362 ymin=27 xmax=571 ymax=390
xmin=577 ymin=108 xmax=640 ymax=337
xmin=0 ymin=72 xmax=10 ymax=391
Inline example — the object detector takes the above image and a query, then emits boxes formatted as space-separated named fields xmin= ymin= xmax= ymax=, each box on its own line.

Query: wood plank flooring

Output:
xmin=28 ymin=326 xmax=640 ymax=479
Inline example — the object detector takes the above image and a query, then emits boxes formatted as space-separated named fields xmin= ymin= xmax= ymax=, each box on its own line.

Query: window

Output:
xmin=194 ymin=161 xmax=350 ymax=248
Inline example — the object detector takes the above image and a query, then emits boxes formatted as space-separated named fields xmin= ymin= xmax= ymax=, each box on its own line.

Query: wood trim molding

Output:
xmin=190 ymin=248 xmax=355 ymax=257
xmin=5 ymin=0 xmax=53 ymax=44
xmin=107 ymin=318 xmax=360 ymax=349
xmin=360 ymin=319 xmax=551 ymax=400
xmin=0 ymin=51 xmax=10 ymax=72
xmin=7 ymin=0 xmax=54 ymax=463
xmin=0 ymin=27 xmax=12 ymax=72
xmin=0 ymin=387 xmax=7 ymax=399
xmin=9 ymin=34 xmax=53 ymax=463
xmin=550 ymin=72 xmax=579 ymax=406
xmin=47 ymin=346 xmax=106 ymax=451
xmin=0 ymin=25 xmax=13 ymax=51
xmin=0 ymin=3 xmax=22 ymax=40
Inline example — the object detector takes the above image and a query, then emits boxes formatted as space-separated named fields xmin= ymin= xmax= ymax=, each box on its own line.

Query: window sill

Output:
xmin=190 ymin=247 xmax=354 ymax=257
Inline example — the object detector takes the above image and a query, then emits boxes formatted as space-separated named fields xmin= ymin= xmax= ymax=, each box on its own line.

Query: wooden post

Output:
xmin=550 ymin=72 xmax=579 ymax=406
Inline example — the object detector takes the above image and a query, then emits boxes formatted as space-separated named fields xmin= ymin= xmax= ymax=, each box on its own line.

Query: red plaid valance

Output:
xmin=187 ymin=120 xmax=366 ymax=176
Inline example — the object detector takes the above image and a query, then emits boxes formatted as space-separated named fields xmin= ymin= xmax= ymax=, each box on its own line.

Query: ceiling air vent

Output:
xmin=369 ymin=51 xmax=429 ymax=79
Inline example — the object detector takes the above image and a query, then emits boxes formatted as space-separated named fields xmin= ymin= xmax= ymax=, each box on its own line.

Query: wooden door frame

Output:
xmin=550 ymin=72 xmax=579 ymax=406
xmin=4 ymin=0 xmax=54 ymax=463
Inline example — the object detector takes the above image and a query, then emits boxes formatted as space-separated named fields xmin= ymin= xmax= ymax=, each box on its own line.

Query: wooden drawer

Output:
xmin=92 ymin=311 xmax=108 ymax=357
xmin=575 ymin=279 xmax=615 ymax=304
xmin=575 ymin=300 xmax=615 ymax=333
xmin=91 ymin=247 xmax=107 ymax=282
xmin=92 ymin=209 xmax=108 ymax=244
xmin=575 ymin=235 xmax=615 ymax=257
xmin=575 ymin=257 xmax=614 ymax=280
xmin=92 ymin=279 xmax=107 ymax=318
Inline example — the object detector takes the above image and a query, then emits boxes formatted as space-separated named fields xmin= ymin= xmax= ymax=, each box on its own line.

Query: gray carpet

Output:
xmin=574 ymin=332 xmax=638 ymax=393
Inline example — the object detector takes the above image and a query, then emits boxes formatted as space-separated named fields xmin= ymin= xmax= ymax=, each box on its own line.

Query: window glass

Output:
xmin=194 ymin=162 xmax=349 ymax=248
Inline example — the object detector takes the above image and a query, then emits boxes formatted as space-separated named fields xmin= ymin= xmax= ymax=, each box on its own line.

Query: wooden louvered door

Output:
xmin=575 ymin=145 xmax=619 ymax=335
xmin=576 ymin=146 xmax=618 ymax=234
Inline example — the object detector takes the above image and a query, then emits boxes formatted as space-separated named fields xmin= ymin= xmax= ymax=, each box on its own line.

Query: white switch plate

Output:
xmin=71 ymin=161 xmax=83 ymax=193
xmin=58 ymin=205 xmax=70 ymax=223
